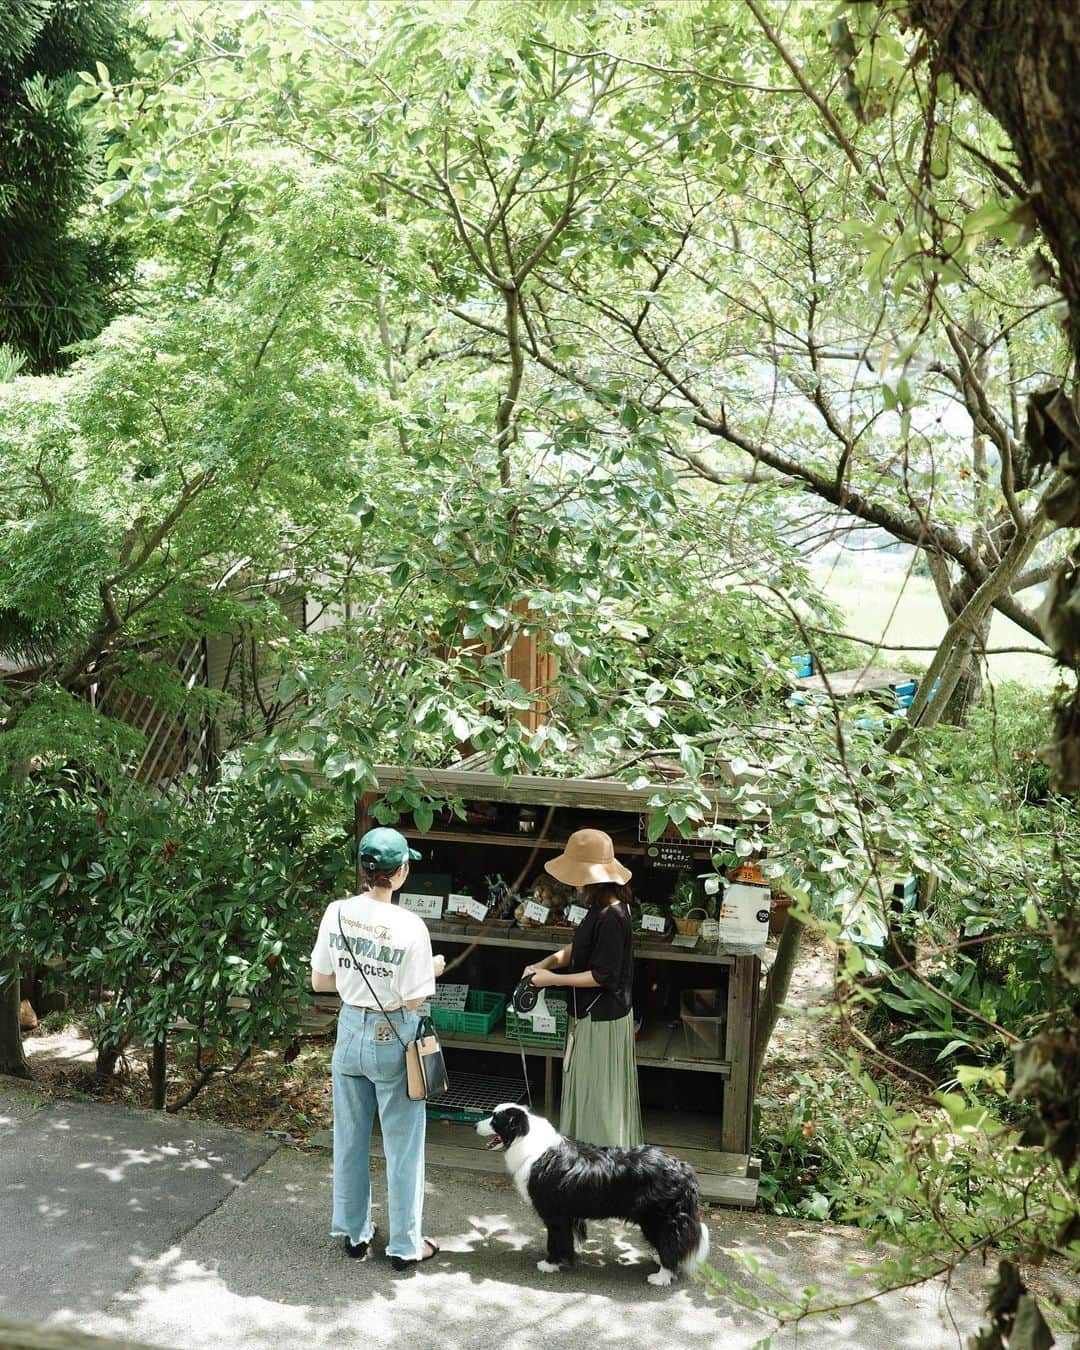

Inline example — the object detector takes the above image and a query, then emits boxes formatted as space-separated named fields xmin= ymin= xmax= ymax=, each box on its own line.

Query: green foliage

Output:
xmin=0 ymin=687 xmax=142 ymax=779
xmin=0 ymin=160 xmax=399 ymax=779
xmin=0 ymin=0 xmax=133 ymax=371
xmin=2 ymin=2 xmax=1075 ymax=1333
xmin=0 ymin=771 xmax=352 ymax=1070
xmin=755 ymin=1073 xmax=892 ymax=1220
xmin=936 ymin=682 xmax=1057 ymax=806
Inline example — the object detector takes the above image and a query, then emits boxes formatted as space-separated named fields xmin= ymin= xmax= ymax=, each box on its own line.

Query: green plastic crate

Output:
xmin=430 ymin=989 xmax=506 ymax=1036
xmin=505 ymin=993 xmax=568 ymax=1047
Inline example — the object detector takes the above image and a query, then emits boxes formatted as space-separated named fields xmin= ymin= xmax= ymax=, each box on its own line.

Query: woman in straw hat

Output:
xmin=521 ymin=828 xmax=644 ymax=1147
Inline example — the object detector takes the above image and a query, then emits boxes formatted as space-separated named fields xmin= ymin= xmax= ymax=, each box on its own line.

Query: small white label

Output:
xmin=641 ymin=913 xmax=667 ymax=933
xmin=430 ymin=983 xmax=469 ymax=1010
xmin=399 ymin=892 xmax=443 ymax=919
xmin=532 ymin=1013 xmax=557 ymax=1035
xmin=700 ymin=919 xmax=720 ymax=941
xmin=523 ymin=900 xmax=550 ymax=924
xmin=671 ymin=934 xmax=699 ymax=949
xmin=567 ymin=904 xmax=589 ymax=926
xmin=447 ymin=894 xmax=488 ymax=922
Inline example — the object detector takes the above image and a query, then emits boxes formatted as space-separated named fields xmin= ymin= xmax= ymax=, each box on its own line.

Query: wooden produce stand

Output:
xmin=304 ymin=758 xmax=764 ymax=1207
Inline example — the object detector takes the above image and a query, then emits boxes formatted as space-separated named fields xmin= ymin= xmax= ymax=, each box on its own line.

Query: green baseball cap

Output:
xmin=358 ymin=826 xmax=421 ymax=872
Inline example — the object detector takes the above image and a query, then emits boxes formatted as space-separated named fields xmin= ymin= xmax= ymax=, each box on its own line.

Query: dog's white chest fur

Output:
xmin=504 ymin=1118 xmax=560 ymax=1204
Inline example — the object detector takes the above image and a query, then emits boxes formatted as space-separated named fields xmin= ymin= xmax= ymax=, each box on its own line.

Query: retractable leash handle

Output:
xmin=511 ymin=975 xmax=539 ymax=1014
xmin=506 ymin=976 xmax=535 ymax=1110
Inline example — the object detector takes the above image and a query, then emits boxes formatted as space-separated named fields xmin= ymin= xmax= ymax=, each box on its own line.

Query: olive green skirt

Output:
xmin=560 ymin=1010 xmax=644 ymax=1148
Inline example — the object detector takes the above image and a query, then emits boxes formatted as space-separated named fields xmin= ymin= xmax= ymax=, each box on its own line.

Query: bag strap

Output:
xmin=572 ymin=988 xmax=603 ymax=1022
xmin=337 ymin=910 xmax=409 ymax=1051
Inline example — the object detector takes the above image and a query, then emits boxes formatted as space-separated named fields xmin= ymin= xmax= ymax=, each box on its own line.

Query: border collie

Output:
xmin=477 ymin=1103 xmax=710 ymax=1286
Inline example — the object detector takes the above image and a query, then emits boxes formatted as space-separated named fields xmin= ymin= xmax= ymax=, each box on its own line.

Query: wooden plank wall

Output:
xmin=721 ymin=954 xmax=760 ymax=1154
xmin=506 ymin=600 xmax=555 ymax=732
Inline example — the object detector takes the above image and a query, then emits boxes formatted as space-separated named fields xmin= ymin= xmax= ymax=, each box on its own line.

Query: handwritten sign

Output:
xmin=532 ymin=1012 xmax=557 ymax=1035
xmin=399 ymin=892 xmax=443 ymax=919
xmin=523 ymin=900 xmax=550 ymax=924
xmin=641 ymin=913 xmax=667 ymax=934
xmin=447 ymin=894 xmax=488 ymax=922
xmin=430 ymin=983 xmax=469 ymax=1010
xmin=567 ymin=904 xmax=589 ymax=926
xmin=645 ymin=841 xmax=698 ymax=871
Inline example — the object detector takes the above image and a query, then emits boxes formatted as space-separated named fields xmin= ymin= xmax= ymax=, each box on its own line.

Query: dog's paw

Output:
xmin=537 ymin=1260 xmax=562 ymax=1274
xmin=647 ymin=1268 xmax=676 ymax=1287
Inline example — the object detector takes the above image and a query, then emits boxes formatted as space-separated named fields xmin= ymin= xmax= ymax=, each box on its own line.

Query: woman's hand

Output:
xmin=432 ymin=954 xmax=446 ymax=978
xmin=521 ymin=962 xmax=544 ymax=979
xmin=528 ymin=968 xmax=559 ymax=988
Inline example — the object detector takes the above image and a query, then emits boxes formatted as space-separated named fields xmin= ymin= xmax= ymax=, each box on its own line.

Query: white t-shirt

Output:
xmin=310 ymin=894 xmax=435 ymax=1009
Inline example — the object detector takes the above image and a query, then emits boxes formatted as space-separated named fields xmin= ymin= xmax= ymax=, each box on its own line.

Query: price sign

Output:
xmin=641 ymin=913 xmax=667 ymax=934
xmin=718 ymin=882 xmax=771 ymax=943
xmin=532 ymin=1013 xmax=557 ymax=1035
xmin=523 ymin=900 xmax=550 ymax=924
xmin=567 ymin=904 xmax=589 ymax=926
xmin=430 ymin=983 xmax=469 ymax=1010
xmin=399 ymin=892 xmax=443 ymax=919
xmin=447 ymin=894 xmax=488 ymax=922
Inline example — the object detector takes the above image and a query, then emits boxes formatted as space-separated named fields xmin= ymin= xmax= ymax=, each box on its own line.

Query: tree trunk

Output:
xmin=941 ymin=578 xmax=992 ymax=724
xmin=753 ymin=914 xmax=806 ymax=1077
xmin=903 ymin=1 xmax=1080 ymax=786
xmin=0 ymin=966 xmax=31 ymax=1078
xmin=95 ymin=1038 xmax=127 ymax=1080
xmin=150 ymin=1038 xmax=167 ymax=1110
xmin=906 ymin=1 xmax=1080 ymax=360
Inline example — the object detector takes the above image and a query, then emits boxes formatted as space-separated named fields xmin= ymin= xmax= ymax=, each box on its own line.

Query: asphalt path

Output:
xmin=2 ymin=1080 xmax=1074 ymax=1349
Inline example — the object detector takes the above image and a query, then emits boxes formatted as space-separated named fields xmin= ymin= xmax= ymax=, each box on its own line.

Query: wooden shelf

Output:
xmin=426 ymin=920 xmax=736 ymax=966
xmin=403 ymin=826 xmax=720 ymax=856
xmin=439 ymin=1023 xmax=731 ymax=1076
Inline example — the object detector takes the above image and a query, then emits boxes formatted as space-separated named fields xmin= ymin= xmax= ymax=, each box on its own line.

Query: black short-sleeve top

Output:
xmin=568 ymin=901 xmax=634 ymax=1022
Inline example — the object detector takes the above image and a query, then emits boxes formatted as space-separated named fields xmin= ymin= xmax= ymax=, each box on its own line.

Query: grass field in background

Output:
xmin=810 ymin=564 xmax=1057 ymax=690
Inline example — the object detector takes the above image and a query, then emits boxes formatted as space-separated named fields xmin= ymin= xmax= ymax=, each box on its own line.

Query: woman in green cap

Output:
xmin=521 ymin=828 xmax=644 ymax=1148
xmin=310 ymin=826 xmax=445 ymax=1269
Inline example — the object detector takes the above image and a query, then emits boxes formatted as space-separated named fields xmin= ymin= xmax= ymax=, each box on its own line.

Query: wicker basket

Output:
xmin=673 ymin=907 xmax=708 ymax=937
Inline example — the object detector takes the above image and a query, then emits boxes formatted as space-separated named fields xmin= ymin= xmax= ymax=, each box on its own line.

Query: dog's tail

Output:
xmin=679 ymin=1220 xmax=710 ymax=1274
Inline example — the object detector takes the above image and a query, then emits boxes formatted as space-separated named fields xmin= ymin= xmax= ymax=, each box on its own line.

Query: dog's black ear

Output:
xmin=502 ymin=1106 xmax=528 ymax=1136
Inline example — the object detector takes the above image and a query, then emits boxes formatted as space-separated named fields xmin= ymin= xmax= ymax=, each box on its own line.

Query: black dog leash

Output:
xmin=510 ymin=979 xmax=602 ymax=1113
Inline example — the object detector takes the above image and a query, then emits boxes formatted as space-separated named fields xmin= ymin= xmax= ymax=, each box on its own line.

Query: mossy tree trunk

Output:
xmin=0 ymin=966 xmax=30 ymax=1078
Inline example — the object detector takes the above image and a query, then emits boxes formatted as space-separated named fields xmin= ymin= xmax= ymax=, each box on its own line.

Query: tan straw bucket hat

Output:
xmin=544 ymin=828 xmax=632 ymax=887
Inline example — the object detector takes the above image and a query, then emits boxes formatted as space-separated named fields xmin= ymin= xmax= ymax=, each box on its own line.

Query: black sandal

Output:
xmin=390 ymin=1238 xmax=440 ymax=1271
xmin=344 ymin=1225 xmax=376 ymax=1260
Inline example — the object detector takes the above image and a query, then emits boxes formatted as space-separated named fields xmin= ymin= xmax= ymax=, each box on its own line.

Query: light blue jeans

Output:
xmin=331 ymin=1004 xmax=427 ymax=1259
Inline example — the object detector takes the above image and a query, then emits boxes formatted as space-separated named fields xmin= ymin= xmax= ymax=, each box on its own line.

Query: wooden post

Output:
xmin=721 ymin=955 xmax=760 ymax=1154
xmin=506 ymin=601 xmax=554 ymax=732
xmin=354 ymin=792 xmax=378 ymax=891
